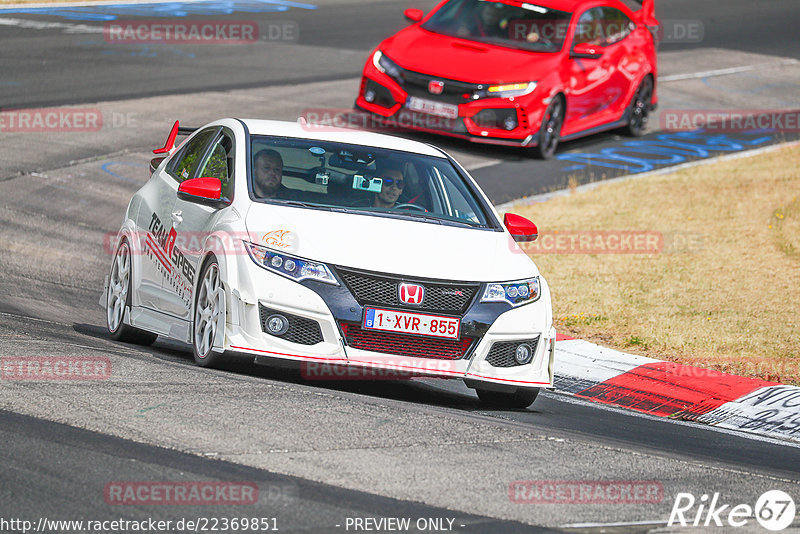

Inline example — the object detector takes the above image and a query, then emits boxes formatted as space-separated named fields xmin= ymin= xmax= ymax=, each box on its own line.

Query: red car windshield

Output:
xmin=422 ymin=0 xmax=572 ymax=52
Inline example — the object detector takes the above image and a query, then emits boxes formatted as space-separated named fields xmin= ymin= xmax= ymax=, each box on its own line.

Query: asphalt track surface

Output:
xmin=1 ymin=0 xmax=799 ymax=107
xmin=1 ymin=0 xmax=800 ymax=531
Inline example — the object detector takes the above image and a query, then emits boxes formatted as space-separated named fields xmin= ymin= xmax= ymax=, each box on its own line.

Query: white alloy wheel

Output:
xmin=193 ymin=258 xmax=226 ymax=366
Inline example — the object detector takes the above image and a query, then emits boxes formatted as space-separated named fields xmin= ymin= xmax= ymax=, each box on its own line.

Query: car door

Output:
xmin=593 ymin=7 xmax=639 ymax=119
xmin=161 ymin=127 xmax=235 ymax=321
xmin=564 ymin=6 xmax=633 ymax=133
xmin=137 ymin=127 xmax=218 ymax=315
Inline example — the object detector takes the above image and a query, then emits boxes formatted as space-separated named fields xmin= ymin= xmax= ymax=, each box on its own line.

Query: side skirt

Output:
xmin=129 ymin=306 xmax=191 ymax=343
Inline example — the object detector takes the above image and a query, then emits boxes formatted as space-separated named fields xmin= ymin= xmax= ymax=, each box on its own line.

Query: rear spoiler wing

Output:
xmin=633 ymin=0 xmax=658 ymax=30
xmin=150 ymin=120 xmax=197 ymax=173
xmin=152 ymin=120 xmax=197 ymax=154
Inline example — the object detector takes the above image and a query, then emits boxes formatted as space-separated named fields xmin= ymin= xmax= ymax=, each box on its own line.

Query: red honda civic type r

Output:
xmin=355 ymin=0 xmax=659 ymax=158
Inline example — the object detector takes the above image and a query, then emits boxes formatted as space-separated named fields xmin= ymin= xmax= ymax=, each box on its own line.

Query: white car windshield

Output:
xmin=248 ymin=135 xmax=492 ymax=227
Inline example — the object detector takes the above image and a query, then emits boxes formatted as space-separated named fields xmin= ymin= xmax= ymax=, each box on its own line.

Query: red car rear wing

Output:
xmin=152 ymin=120 xmax=197 ymax=155
xmin=150 ymin=121 xmax=198 ymax=173
xmin=634 ymin=0 xmax=658 ymax=28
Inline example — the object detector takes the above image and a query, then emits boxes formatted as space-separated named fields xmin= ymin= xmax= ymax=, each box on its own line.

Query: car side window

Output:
xmin=167 ymin=128 xmax=217 ymax=182
xmin=197 ymin=133 xmax=234 ymax=201
xmin=599 ymin=7 xmax=633 ymax=45
xmin=573 ymin=7 xmax=602 ymax=45
xmin=574 ymin=6 xmax=632 ymax=47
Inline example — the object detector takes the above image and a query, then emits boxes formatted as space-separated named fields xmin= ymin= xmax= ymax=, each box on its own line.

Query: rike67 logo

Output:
xmin=669 ymin=490 xmax=796 ymax=531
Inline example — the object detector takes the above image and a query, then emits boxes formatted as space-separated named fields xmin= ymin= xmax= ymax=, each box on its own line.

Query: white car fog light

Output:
xmin=515 ymin=343 xmax=533 ymax=365
xmin=266 ymin=314 xmax=290 ymax=336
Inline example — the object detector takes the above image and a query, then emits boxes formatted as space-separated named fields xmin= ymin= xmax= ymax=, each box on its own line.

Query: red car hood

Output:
xmin=382 ymin=26 xmax=558 ymax=84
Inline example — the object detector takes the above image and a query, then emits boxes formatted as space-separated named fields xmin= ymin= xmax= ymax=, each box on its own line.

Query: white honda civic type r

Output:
xmin=103 ymin=118 xmax=555 ymax=408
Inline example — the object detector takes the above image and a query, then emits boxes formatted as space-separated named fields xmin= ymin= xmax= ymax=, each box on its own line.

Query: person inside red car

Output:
xmin=459 ymin=1 xmax=510 ymax=39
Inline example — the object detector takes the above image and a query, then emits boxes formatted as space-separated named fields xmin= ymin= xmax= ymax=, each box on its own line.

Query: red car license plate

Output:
xmin=363 ymin=307 xmax=460 ymax=339
xmin=406 ymin=97 xmax=459 ymax=119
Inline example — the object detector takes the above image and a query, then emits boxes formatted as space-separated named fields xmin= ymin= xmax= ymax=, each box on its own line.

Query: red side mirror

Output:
xmin=571 ymin=42 xmax=603 ymax=59
xmin=404 ymin=8 xmax=423 ymax=22
xmin=178 ymin=177 xmax=222 ymax=201
xmin=504 ymin=213 xmax=538 ymax=242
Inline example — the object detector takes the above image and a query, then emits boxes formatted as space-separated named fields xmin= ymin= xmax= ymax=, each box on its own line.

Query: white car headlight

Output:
xmin=481 ymin=277 xmax=540 ymax=306
xmin=244 ymin=242 xmax=338 ymax=286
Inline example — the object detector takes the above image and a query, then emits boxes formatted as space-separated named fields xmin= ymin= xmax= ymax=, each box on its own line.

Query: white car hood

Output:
xmin=244 ymin=203 xmax=538 ymax=282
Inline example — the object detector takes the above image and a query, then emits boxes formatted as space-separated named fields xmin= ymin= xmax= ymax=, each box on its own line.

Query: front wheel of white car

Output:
xmin=192 ymin=256 xmax=227 ymax=367
xmin=476 ymin=387 xmax=540 ymax=410
xmin=106 ymin=239 xmax=157 ymax=345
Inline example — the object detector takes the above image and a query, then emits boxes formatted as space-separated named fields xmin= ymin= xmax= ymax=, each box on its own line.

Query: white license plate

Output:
xmin=363 ymin=307 xmax=460 ymax=339
xmin=406 ymin=97 xmax=459 ymax=119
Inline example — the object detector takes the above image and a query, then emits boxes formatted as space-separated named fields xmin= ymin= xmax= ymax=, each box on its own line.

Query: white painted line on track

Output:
xmin=464 ymin=158 xmax=503 ymax=172
xmin=561 ymin=520 xmax=667 ymax=528
xmin=0 ymin=16 xmax=102 ymax=33
xmin=0 ymin=0 xmax=212 ymax=9
xmin=659 ymin=59 xmax=800 ymax=82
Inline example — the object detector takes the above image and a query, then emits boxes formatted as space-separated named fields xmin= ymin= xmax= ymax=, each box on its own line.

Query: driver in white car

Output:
xmin=371 ymin=161 xmax=406 ymax=208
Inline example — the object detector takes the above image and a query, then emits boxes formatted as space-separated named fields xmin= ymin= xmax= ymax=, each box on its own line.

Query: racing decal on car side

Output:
xmin=145 ymin=212 xmax=196 ymax=305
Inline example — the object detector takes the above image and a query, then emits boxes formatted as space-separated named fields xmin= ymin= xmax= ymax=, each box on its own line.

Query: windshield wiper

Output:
xmin=271 ymin=200 xmax=331 ymax=210
xmin=383 ymin=210 xmax=445 ymax=224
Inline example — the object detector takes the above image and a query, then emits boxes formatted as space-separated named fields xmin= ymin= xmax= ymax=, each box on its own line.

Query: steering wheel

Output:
xmin=394 ymin=203 xmax=428 ymax=212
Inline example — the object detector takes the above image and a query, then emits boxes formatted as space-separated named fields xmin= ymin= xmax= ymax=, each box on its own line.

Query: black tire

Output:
xmin=476 ymin=388 xmax=540 ymax=409
xmin=106 ymin=239 xmax=158 ymax=346
xmin=625 ymin=76 xmax=653 ymax=137
xmin=530 ymin=96 xmax=565 ymax=159
xmin=192 ymin=255 xmax=227 ymax=367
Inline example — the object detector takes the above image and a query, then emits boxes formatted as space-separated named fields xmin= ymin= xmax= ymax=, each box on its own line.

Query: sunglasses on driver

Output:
xmin=383 ymin=178 xmax=405 ymax=188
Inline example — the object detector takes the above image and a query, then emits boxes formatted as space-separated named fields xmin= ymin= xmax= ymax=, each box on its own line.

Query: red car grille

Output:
xmin=340 ymin=322 xmax=473 ymax=360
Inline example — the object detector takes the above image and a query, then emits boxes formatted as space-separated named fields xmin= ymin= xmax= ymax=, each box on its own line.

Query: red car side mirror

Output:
xmin=504 ymin=213 xmax=538 ymax=242
xmin=178 ymin=177 xmax=226 ymax=207
xmin=404 ymin=8 xmax=424 ymax=23
xmin=570 ymin=42 xmax=603 ymax=59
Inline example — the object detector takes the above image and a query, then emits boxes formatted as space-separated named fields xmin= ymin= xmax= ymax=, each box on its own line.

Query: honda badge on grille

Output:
xmin=428 ymin=80 xmax=444 ymax=95
xmin=398 ymin=283 xmax=425 ymax=305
